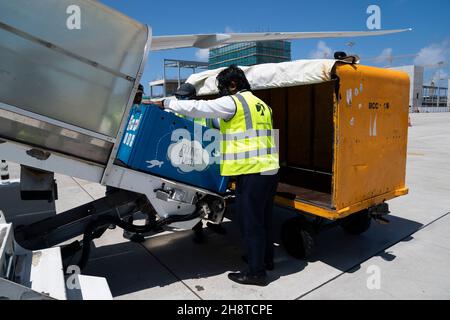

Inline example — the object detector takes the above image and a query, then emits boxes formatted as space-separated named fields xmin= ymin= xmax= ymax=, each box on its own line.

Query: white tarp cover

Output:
xmin=186 ymin=59 xmax=338 ymax=96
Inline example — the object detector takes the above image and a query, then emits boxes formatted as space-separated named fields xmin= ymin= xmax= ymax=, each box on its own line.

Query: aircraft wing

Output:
xmin=151 ymin=29 xmax=412 ymax=51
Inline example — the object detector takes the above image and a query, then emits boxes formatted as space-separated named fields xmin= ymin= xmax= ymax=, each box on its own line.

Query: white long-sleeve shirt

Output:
xmin=163 ymin=96 xmax=237 ymax=121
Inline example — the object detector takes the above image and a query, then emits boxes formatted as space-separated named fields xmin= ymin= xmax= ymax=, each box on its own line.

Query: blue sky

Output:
xmin=100 ymin=0 xmax=450 ymax=88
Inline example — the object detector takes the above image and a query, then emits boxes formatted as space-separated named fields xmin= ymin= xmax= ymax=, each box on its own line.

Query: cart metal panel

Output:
xmin=332 ymin=64 xmax=410 ymax=212
xmin=275 ymin=63 xmax=409 ymax=220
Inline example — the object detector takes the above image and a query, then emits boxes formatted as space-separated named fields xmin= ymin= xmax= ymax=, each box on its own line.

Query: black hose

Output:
xmin=78 ymin=216 xmax=114 ymax=270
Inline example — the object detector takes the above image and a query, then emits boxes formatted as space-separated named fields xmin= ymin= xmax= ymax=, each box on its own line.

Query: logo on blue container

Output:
xmin=168 ymin=138 xmax=210 ymax=173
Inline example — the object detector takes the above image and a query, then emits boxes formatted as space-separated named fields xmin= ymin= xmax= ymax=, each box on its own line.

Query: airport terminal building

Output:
xmin=389 ymin=65 xmax=449 ymax=113
xmin=208 ymin=41 xmax=291 ymax=69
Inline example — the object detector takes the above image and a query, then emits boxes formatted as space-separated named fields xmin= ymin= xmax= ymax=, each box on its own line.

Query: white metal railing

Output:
xmin=416 ymin=107 xmax=450 ymax=113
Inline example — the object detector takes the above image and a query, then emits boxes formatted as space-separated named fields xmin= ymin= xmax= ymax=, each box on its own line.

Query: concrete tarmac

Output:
xmin=4 ymin=113 xmax=450 ymax=300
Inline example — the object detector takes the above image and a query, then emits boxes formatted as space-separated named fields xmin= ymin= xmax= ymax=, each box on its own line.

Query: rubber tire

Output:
xmin=281 ymin=217 xmax=315 ymax=260
xmin=340 ymin=210 xmax=372 ymax=235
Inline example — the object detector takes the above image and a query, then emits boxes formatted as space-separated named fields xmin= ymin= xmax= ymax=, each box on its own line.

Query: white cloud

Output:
xmin=225 ymin=26 xmax=235 ymax=34
xmin=309 ymin=41 xmax=332 ymax=59
xmin=414 ymin=41 xmax=448 ymax=66
xmin=195 ymin=48 xmax=209 ymax=62
xmin=431 ymin=69 xmax=449 ymax=83
xmin=375 ymin=48 xmax=393 ymax=64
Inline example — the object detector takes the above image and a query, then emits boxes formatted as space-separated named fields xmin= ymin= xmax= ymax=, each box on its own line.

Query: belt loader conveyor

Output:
xmin=0 ymin=0 xmax=227 ymax=289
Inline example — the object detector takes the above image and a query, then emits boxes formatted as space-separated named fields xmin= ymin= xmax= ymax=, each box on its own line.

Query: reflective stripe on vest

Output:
xmin=222 ymin=147 xmax=278 ymax=161
xmin=234 ymin=93 xmax=253 ymax=130
xmin=219 ymin=91 xmax=280 ymax=176
xmin=222 ymin=129 xmax=274 ymax=141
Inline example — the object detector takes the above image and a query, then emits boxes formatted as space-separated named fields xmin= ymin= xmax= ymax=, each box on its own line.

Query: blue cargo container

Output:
xmin=117 ymin=104 xmax=228 ymax=194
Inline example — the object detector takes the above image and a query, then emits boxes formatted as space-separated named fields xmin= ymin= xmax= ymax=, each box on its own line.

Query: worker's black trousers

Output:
xmin=235 ymin=171 xmax=279 ymax=276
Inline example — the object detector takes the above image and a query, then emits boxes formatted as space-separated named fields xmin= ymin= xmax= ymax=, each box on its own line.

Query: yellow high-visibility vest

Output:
xmin=220 ymin=91 xmax=279 ymax=176
xmin=176 ymin=114 xmax=213 ymax=128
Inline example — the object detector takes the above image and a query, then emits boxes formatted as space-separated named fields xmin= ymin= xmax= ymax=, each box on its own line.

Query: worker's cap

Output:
xmin=137 ymin=84 xmax=144 ymax=93
xmin=175 ymin=83 xmax=196 ymax=98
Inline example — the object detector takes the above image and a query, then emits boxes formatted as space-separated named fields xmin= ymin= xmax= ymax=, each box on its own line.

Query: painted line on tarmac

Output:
xmin=71 ymin=177 xmax=97 ymax=201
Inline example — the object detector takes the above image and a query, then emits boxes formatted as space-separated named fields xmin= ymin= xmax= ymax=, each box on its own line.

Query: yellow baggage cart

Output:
xmin=189 ymin=58 xmax=410 ymax=258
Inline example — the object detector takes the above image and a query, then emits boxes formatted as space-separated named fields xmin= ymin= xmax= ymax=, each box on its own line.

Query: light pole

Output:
xmin=436 ymin=62 xmax=445 ymax=109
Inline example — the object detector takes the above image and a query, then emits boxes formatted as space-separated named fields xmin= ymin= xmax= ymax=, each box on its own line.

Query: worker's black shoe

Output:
xmin=228 ymin=272 xmax=268 ymax=287
xmin=241 ymin=255 xmax=274 ymax=271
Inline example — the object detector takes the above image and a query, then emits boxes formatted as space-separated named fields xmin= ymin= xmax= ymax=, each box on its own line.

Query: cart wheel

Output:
xmin=281 ymin=217 xmax=315 ymax=259
xmin=340 ymin=210 xmax=372 ymax=235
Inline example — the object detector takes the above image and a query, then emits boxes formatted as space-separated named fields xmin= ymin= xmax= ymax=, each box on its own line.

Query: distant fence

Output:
xmin=416 ymin=107 xmax=450 ymax=113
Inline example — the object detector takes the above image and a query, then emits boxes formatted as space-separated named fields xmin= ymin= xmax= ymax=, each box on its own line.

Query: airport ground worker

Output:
xmin=152 ymin=65 xmax=280 ymax=286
